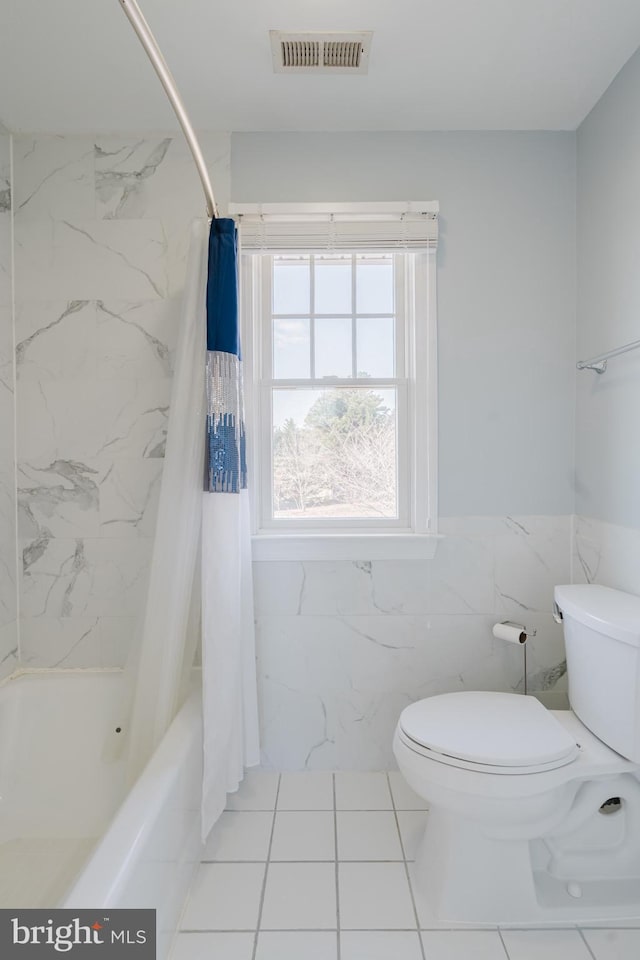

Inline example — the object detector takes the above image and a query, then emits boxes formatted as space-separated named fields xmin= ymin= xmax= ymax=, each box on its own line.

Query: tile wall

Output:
xmin=12 ymin=133 xmax=230 ymax=669
xmin=254 ymin=516 xmax=571 ymax=769
xmin=572 ymin=516 xmax=640 ymax=595
xmin=0 ymin=126 xmax=17 ymax=680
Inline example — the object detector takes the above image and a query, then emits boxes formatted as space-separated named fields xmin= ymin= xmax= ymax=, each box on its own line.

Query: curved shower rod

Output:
xmin=118 ymin=0 xmax=218 ymax=220
xmin=576 ymin=337 xmax=640 ymax=374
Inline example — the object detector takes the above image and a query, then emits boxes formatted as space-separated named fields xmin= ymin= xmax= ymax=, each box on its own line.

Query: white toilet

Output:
xmin=393 ymin=583 xmax=640 ymax=924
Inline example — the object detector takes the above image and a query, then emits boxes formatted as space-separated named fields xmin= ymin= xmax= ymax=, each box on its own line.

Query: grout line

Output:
xmin=387 ymin=772 xmax=427 ymax=960
xmin=181 ymin=926 xmax=435 ymax=933
xmin=203 ymin=858 xmax=407 ymax=864
xmin=215 ymin=807 xmax=421 ymax=812
xmin=250 ymin=774 xmax=281 ymax=960
xmin=497 ymin=929 xmax=512 ymax=959
xmin=179 ymin=924 xmax=633 ymax=935
xmin=577 ymin=928 xmax=598 ymax=960
xmin=180 ymin=929 xmax=262 ymax=934
xmin=333 ymin=772 xmax=341 ymax=960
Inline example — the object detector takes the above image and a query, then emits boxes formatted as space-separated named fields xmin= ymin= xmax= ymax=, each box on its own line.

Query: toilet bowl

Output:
xmin=393 ymin=584 xmax=640 ymax=924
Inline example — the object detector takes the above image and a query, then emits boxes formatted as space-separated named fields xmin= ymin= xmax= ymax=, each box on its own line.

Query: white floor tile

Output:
xmin=203 ymin=811 xmax=273 ymax=861
xmin=181 ymin=863 xmax=265 ymax=930
xmin=170 ymin=932 xmax=254 ymax=960
xmin=335 ymin=772 xmax=393 ymax=810
xmin=582 ymin=928 xmax=640 ymax=959
xmin=388 ymin=772 xmax=429 ymax=810
xmin=277 ymin=772 xmax=335 ymax=810
xmin=339 ymin=862 xmax=416 ymax=929
xmin=336 ymin=811 xmax=403 ymax=861
xmin=396 ymin=811 xmax=427 ymax=861
xmin=421 ymin=930 xmax=508 ymax=960
xmin=225 ymin=772 xmax=280 ymax=811
xmin=260 ymin=862 xmax=337 ymax=929
xmin=500 ymin=929 xmax=593 ymax=960
xmin=341 ymin=930 xmax=423 ymax=960
xmin=256 ymin=931 xmax=338 ymax=959
xmin=270 ymin=811 xmax=335 ymax=861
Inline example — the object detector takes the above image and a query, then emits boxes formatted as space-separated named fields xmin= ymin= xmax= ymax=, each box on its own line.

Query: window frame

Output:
xmin=235 ymin=206 xmax=440 ymax=561
xmin=261 ymin=252 xmax=407 ymax=531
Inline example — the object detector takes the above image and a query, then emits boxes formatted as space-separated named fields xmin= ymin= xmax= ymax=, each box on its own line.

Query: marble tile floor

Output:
xmin=170 ymin=771 xmax=640 ymax=960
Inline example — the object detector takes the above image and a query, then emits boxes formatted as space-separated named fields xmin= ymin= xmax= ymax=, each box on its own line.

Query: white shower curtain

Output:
xmin=202 ymin=488 xmax=260 ymax=837
xmin=126 ymin=220 xmax=208 ymax=782
xmin=126 ymin=220 xmax=259 ymax=837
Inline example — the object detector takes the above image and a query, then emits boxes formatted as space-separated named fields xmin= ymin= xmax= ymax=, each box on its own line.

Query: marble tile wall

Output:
xmin=0 ymin=126 xmax=17 ymax=680
xmin=572 ymin=515 xmax=640 ymax=595
xmin=13 ymin=133 xmax=230 ymax=669
xmin=254 ymin=515 xmax=571 ymax=770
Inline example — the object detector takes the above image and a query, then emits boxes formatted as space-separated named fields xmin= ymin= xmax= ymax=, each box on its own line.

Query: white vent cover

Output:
xmin=270 ymin=32 xmax=372 ymax=74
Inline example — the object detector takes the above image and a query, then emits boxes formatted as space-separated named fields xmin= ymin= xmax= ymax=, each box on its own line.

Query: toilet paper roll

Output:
xmin=493 ymin=622 xmax=527 ymax=644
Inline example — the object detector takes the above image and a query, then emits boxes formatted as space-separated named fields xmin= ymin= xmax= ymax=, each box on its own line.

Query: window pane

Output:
xmin=273 ymin=257 xmax=310 ymax=314
xmin=356 ymin=316 xmax=395 ymax=378
xmin=315 ymin=256 xmax=352 ymax=314
xmin=272 ymin=387 xmax=397 ymax=519
xmin=273 ymin=319 xmax=310 ymax=378
xmin=315 ymin=317 xmax=352 ymax=378
xmin=356 ymin=257 xmax=394 ymax=314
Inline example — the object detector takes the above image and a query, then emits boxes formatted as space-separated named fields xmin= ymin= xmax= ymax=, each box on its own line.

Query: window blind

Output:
xmin=230 ymin=202 xmax=439 ymax=252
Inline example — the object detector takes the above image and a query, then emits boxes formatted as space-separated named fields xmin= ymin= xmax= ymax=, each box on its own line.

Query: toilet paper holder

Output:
xmin=493 ymin=621 xmax=536 ymax=695
xmin=493 ymin=621 xmax=537 ymax=643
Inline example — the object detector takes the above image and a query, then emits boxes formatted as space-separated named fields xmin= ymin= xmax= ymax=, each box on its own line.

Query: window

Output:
xmin=233 ymin=203 xmax=439 ymax=560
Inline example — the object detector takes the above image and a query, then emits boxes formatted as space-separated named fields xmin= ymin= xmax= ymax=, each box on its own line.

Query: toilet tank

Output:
xmin=555 ymin=584 xmax=640 ymax=762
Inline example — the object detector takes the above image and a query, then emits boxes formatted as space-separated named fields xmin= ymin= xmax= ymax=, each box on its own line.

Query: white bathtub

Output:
xmin=0 ymin=671 xmax=203 ymax=960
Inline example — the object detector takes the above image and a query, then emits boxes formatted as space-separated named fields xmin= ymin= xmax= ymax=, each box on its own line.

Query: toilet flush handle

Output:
xmin=553 ymin=601 xmax=563 ymax=624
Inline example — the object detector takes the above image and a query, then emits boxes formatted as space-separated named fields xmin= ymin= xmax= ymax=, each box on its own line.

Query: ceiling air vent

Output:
xmin=270 ymin=32 xmax=372 ymax=75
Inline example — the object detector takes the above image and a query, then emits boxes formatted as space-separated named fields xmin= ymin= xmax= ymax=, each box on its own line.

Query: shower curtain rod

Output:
xmin=576 ymin=337 xmax=640 ymax=374
xmin=118 ymin=0 xmax=218 ymax=219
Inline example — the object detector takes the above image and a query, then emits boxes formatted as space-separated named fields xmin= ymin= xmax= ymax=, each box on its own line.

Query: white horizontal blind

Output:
xmin=230 ymin=202 xmax=439 ymax=252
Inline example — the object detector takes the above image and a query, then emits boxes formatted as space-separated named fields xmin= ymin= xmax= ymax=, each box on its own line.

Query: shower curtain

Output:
xmin=126 ymin=220 xmax=259 ymax=840
xmin=202 ymin=218 xmax=260 ymax=839
xmin=126 ymin=220 xmax=208 ymax=782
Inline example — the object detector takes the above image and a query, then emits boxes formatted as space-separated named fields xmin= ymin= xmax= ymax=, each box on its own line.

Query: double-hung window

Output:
xmin=232 ymin=202 xmax=439 ymax=560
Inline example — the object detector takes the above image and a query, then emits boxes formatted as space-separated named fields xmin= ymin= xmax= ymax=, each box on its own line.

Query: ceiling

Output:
xmin=1 ymin=0 xmax=639 ymax=133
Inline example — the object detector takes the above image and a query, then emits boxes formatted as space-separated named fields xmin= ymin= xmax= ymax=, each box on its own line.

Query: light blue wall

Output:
xmin=576 ymin=47 xmax=640 ymax=527
xmin=231 ymin=131 xmax=576 ymax=517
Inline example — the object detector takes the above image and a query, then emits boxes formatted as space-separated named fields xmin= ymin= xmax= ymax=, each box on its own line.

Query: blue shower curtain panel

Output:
xmin=206 ymin=218 xmax=247 ymax=493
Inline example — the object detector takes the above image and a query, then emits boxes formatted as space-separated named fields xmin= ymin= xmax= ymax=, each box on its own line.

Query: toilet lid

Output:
xmin=399 ymin=692 xmax=579 ymax=769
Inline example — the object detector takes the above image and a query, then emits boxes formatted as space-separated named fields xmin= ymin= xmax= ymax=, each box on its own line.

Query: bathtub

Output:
xmin=0 ymin=671 xmax=203 ymax=960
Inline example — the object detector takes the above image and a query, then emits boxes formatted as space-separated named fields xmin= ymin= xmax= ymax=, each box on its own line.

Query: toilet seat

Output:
xmin=399 ymin=691 xmax=580 ymax=775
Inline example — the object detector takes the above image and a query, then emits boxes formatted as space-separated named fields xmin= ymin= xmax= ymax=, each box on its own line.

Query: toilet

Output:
xmin=393 ymin=583 xmax=640 ymax=924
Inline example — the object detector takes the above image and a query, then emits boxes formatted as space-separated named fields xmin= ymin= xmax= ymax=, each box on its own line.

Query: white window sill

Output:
xmin=251 ymin=533 xmax=443 ymax=562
